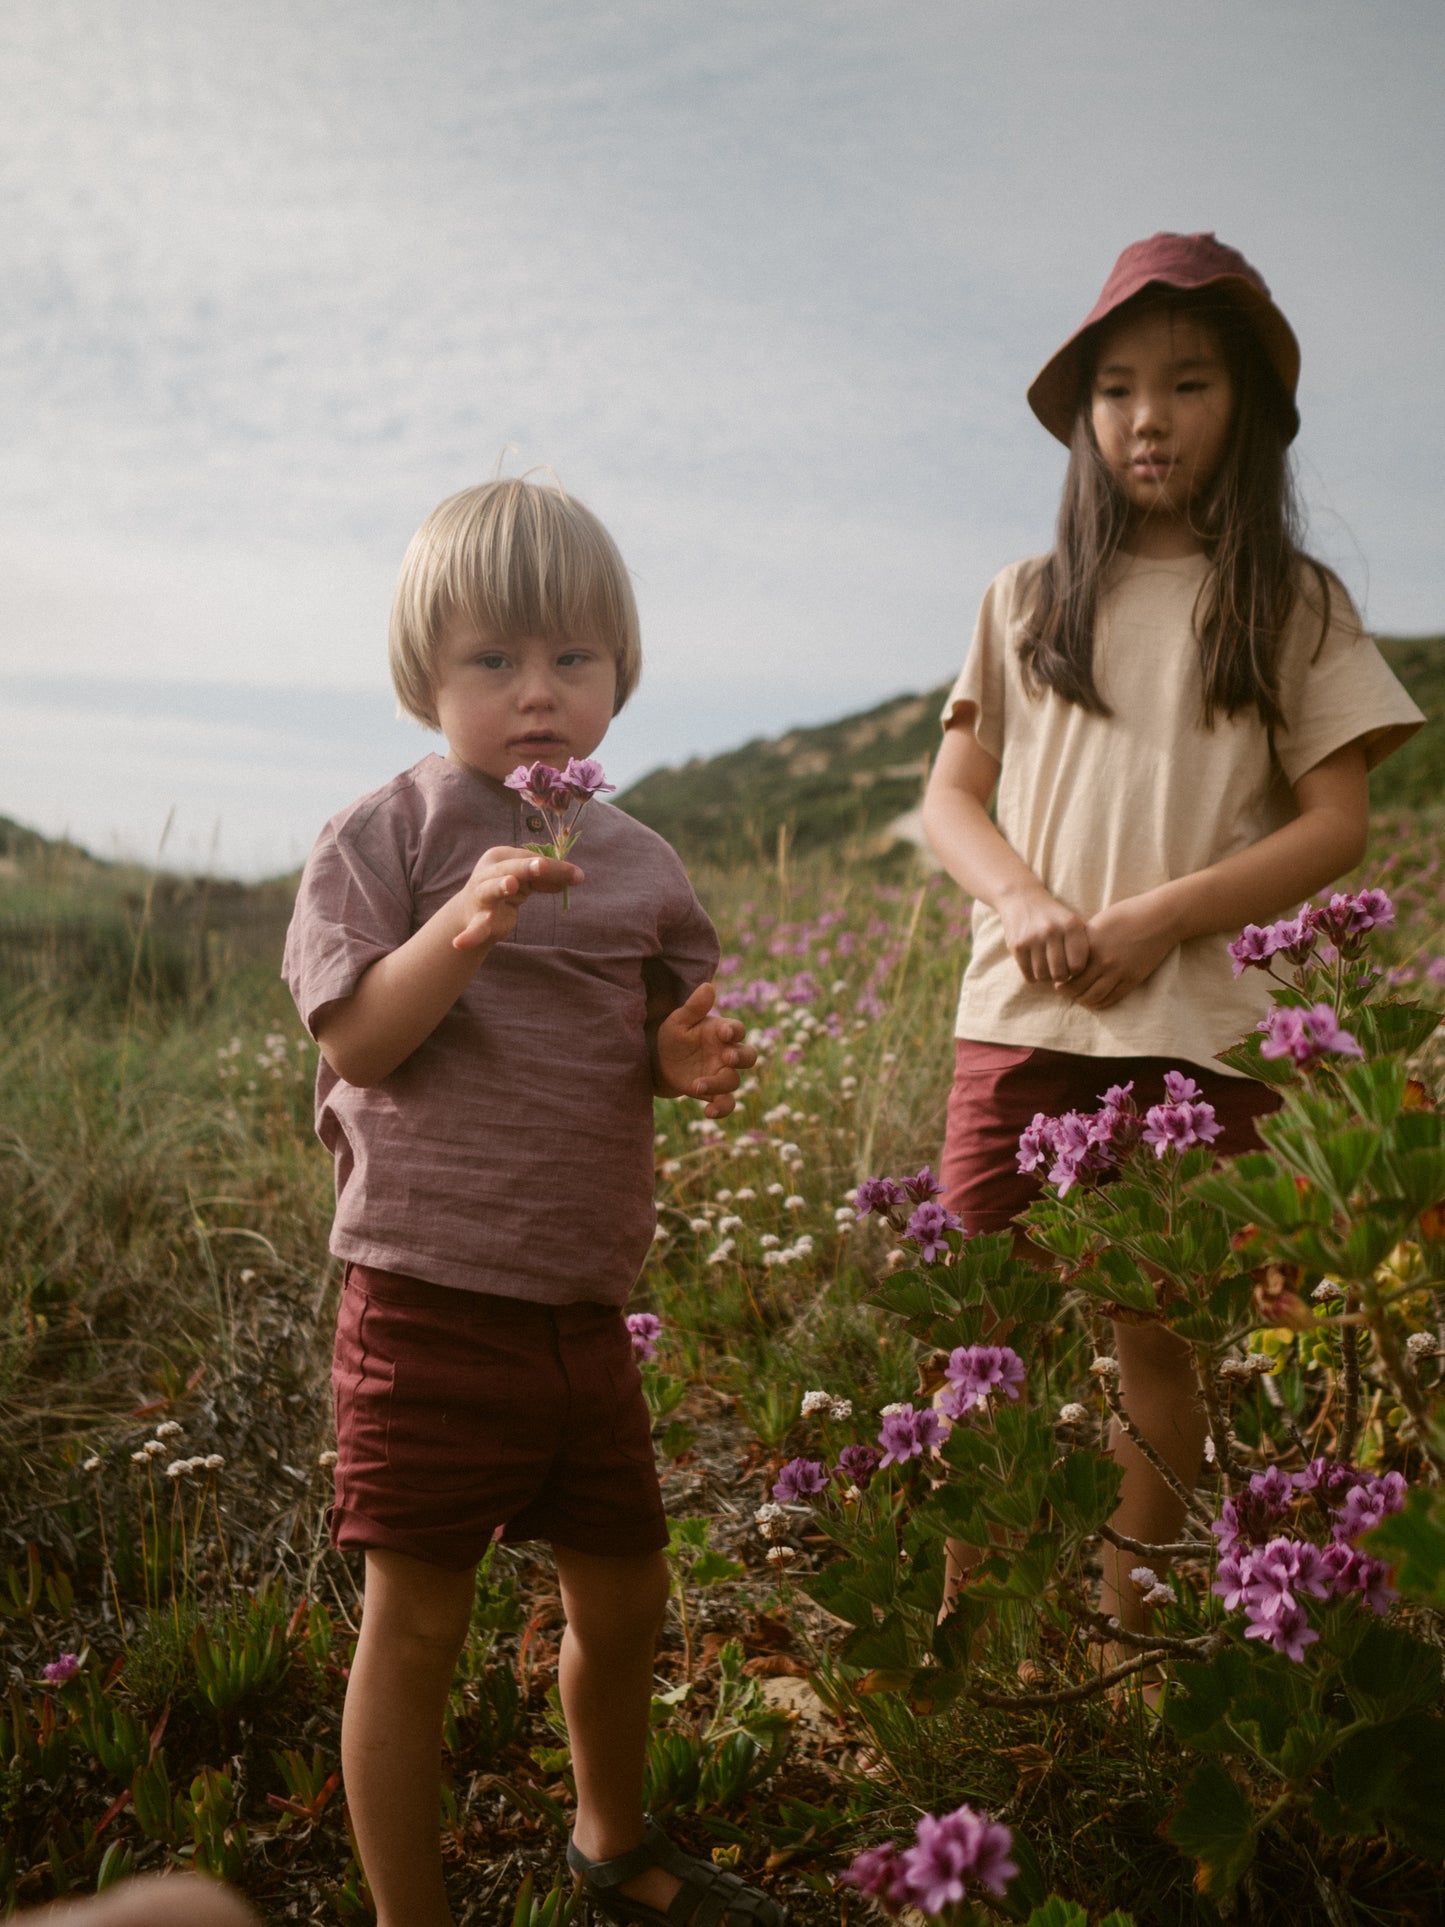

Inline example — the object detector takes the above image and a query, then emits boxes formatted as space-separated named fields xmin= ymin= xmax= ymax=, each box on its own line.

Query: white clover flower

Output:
xmin=784 ymin=1195 xmax=806 ymax=1212
xmin=1057 ymin=1403 xmax=1090 ymax=1425
xmin=655 ymin=1131 xmax=667 ymax=1147
xmin=204 ymin=1455 xmax=225 ymax=1472
xmin=793 ymin=1235 xmax=814 ymax=1253
xmin=843 ymin=1186 xmax=858 ymax=1203
xmin=1203 ymin=1436 xmax=1218 ymax=1464
xmin=130 ymin=1450 xmax=150 ymax=1465
xmin=828 ymin=1397 xmax=853 ymax=1422
xmin=881 ymin=1051 xmax=897 ymax=1066
xmin=154 ymin=1420 xmax=183 ymax=1439
xmin=715 ymin=1189 xmax=734 ymax=1204
xmin=1144 ymin=1583 xmax=1176 ymax=1607
xmin=1246 ymin=1354 xmax=1276 ymax=1376
xmin=1089 ymin=1356 xmax=1120 ymax=1381
xmin=318 ymin=1449 xmax=339 ymax=1468
xmin=707 ymin=1239 xmax=736 ymax=1266
xmin=651 ymin=1226 xmax=667 ymax=1244
xmin=762 ymin=1249 xmax=790 ymax=1268
xmin=766 ymin=1182 xmax=784 ymax=1197
xmin=1129 ymin=1566 xmax=1158 ymax=1590
xmin=143 ymin=1439 xmax=168 ymax=1458
xmin=766 ymin=1545 xmax=798 ymax=1569
xmin=1216 ymin=1356 xmax=1254 ymax=1382
xmin=880 ymin=1401 xmax=906 ymax=1417
xmin=834 ymin=1206 xmax=856 ymax=1224
xmin=755 ymin=1503 xmax=789 ymax=1541
xmin=165 ymin=1460 xmax=187 ymax=1479
xmin=801 ymin=1391 xmax=832 ymax=1417
xmin=759 ymin=1233 xmax=781 ymax=1250
xmin=780 ymin=1143 xmax=801 ymax=1160
xmin=1407 ymin=1332 xmax=1438 ymax=1359
xmin=240 ymin=1268 xmax=256 ymax=1283
xmin=842 ymin=1485 xmax=863 ymax=1505
xmin=661 ymin=1159 xmax=681 ymax=1177
xmin=717 ymin=1215 xmax=744 ymax=1234
xmin=884 ymin=1248 xmax=908 ymax=1272
xmin=734 ymin=1187 xmax=757 ymax=1202
xmin=1312 ymin=1279 xmax=1344 ymax=1303
xmin=82 ymin=1455 xmax=102 ymax=1473
xmin=689 ymin=1218 xmax=711 ymax=1233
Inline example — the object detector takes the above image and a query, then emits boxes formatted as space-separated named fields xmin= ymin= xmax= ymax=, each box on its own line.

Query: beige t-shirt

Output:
xmin=942 ymin=553 xmax=1424 ymax=1073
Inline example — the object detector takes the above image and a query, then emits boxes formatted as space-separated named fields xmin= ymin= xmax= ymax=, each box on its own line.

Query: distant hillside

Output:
xmin=617 ymin=635 xmax=1443 ymax=868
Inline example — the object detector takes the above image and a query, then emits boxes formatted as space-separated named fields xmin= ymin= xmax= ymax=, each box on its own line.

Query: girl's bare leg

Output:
xmin=1098 ymin=1315 xmax=1208 ymax=1638
xmin=342 ymin=1547 xmax=476 ymax=1927
xmin=555 ymin=1545 xmax=678 ymax=1915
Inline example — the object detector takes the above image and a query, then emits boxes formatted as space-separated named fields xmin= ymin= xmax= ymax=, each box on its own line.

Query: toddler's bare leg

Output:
xmin=342 ymin=1547 xmax=476 ymax=1927
xmin=555 ymin=1545 xmax=678 ymax=1915
xmin=1098 ymin=1316 xmax=1208 ymax=1637
xmin=28 ymin=1872 xmax=256 ymax=1925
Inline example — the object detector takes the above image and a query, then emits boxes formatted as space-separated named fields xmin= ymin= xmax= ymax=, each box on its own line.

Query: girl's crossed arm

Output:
xmin=1062 ymin=740 xmax=1369 ymax=1011
xmin=922 ymin=711 xmax=1092 ymax=987
xmin=314 ymin=848 xmax=580 ymax=1087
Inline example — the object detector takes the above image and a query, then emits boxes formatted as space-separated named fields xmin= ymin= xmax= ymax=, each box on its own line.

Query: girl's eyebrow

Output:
xmin=1095 ymin=351 xmax=1220 ymax=378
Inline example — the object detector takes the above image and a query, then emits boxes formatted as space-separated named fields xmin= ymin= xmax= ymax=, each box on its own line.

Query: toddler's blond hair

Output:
xmin=389 ymin=478 xmax=641 ymax=727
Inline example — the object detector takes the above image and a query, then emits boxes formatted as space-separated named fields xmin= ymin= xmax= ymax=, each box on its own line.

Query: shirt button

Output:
xmin=526 ymin=814 xmax=545 ymax=832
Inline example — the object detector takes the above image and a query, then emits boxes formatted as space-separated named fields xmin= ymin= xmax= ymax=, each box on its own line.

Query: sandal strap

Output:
xmin=567 ymin=1819 xmax=785 ymax=1926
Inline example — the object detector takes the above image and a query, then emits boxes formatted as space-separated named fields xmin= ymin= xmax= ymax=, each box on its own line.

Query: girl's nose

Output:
xmin=1132 ymin=388 xmax=1170 ymax=434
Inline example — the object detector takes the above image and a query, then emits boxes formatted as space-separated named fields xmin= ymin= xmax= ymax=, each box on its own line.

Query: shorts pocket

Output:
xmin=954 ymin=1040 xmax=1037 ymax=1075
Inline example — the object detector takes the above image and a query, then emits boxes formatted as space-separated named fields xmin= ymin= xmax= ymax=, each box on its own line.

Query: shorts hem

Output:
xmin=508 ymin=1514 xmax=671 ymax=1559
xmin=329 ymin=1505 xmax=495 ymax=1574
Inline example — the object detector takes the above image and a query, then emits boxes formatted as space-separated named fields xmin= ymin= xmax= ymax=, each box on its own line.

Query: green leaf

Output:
xmin=1339 ymin=1620 xmax=1441 ymax=1721
xmin=1021 ymin=1901 xmax=1088 ymax=1927
xmin=689 ymin=1552 xmax=744 ymax=1587
xmin=1339 ymin=1057 xmax=1409 ymax=1126
xmin=1332 ymin=1714 xmax=1445 ymax=1858
xmin=1355 ymin=999 xmax=1441 ymax=1061
xmin=1165 ymin=1759 xmax=1257 ymax=1895
xmin=1044 ymin=1448 xmax=1124 ymax=1535
xmin=1216 ymin=1032 xmax=1298 ymax=1085
xmin=1162 ymin=1648 xmax=1248 ymax=1747
xmin=1365 ymin=1485 xmax=1445 ymax=1606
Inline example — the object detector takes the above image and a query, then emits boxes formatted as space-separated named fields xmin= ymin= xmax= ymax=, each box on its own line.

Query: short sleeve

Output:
xmin=655 ymin=863 xmax=721 ymax=1003
xmin=939 ymin=565 xmax=1022 ymax=761
xmin=282 ymin=805 xmax=415 ymax=1036
xmin=1273 ymin=572 xmax=1425 ymax=785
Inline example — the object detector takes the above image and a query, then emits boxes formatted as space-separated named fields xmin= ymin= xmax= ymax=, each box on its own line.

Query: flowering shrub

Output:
xmin=798 ymin=892 xmax=1445 ymax=1900
xmin=842 ymin=1802 xmax=1018 ymax=1919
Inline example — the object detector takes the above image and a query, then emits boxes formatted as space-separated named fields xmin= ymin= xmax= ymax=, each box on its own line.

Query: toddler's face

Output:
xmin=432 ymin=618 xmax=617 ymax=783
xmin=1090 ymin=308 xmax=1234 ymax=542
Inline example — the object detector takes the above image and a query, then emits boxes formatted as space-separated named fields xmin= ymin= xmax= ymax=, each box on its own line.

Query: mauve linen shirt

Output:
xmin=283 ymin=754 xmax=718 ymax=1305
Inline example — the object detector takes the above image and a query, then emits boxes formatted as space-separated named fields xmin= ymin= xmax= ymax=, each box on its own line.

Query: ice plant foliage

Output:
xmin=842 ymin=1803 xmax=1018 ymax=1916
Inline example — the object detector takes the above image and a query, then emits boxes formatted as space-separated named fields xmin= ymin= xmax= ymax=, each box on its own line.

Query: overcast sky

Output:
xmin=2 ymin=0 xmax=1442 ymax=877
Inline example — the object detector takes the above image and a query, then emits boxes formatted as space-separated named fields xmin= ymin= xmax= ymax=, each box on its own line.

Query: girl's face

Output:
xmin=1089 ymin=307 xmax=1235 ymax=554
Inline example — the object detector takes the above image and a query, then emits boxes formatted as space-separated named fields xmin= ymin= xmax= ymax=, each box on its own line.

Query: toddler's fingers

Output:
xmin=1063 ymin=925 xmax=1091 ymax=978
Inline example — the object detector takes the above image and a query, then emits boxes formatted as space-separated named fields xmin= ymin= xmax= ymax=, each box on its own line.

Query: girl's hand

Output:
xmin=452 ymin=847 xmax=583 ymax=951
xmin=653 ymin=982 xmax=757 ymax=1117
xmin=998 ymin=885 xmax=1091 ymax=987
xmin=1059 ymin=896 xmax=1176 ymax=1009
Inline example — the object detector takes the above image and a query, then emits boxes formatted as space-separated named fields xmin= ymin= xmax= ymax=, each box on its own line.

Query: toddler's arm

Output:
xmin=1062 ymin=741 xmax=1369 ymax=1011
xmin=651 ymin=982 xmax=756 ymax=1119
xmin=922 ymin=713 xmax=1092 ymax=986
xmin=314 ymin=847 xmax=580 ymax=1086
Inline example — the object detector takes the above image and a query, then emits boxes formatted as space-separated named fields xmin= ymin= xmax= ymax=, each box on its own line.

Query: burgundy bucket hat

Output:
xmin=1026 ymin=231 xmax=1301 ymax=446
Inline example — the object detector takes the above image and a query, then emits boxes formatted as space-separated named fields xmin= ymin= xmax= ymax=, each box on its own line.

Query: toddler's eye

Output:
xmin=476 ymin=652 xmax=509 ymax=670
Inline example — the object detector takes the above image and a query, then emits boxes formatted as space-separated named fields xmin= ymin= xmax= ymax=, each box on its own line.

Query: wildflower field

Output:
xmin=2 ymin=809 xmax=1444 ymax=1925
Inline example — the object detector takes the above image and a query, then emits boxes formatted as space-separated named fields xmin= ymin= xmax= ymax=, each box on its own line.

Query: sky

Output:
xmin=2 ymin=0 xmax=1442 ymax=877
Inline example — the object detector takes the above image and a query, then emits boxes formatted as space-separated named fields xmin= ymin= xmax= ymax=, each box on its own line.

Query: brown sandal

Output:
xmin=566 ymin=1818 xmax=787 ymax=1925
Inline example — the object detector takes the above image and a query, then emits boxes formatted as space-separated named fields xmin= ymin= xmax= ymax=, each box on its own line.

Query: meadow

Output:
xmin=2 ymin=807 xmax=1444 ymax=1925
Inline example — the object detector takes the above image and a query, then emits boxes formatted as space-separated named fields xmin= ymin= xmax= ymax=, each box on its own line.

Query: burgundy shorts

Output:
xmin=330 ymin=1263 xmax=668 ymax=1572
xmin=940 ymin=1040 xmax=1282 ymax=1235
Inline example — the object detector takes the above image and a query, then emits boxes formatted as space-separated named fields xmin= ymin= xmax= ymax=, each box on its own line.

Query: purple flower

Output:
xmin=1228 ymin=913 xmax=1320 ymax=975
xmin=841 ymin=1842 xmax=910 ymax=1914
xmin=1044 ymin=1109 xmax=1115 ymax=1196
xmin=503 ymin=760 xmax=577 ymax=812
xmin=43 ymin=1653 xmax=81 ymax=1685
xmin=837 ymin=1443 xmax=882 ymax=1489
xmin=560 ymin=756 xmax=615 ymax=799
xmin=625 ymin=1312 xmax=662 ymax=1362
xmin=901 ymin=1166 xmax=942 ymax=1205
xmin=940 ymin=1345 xmax=1026 ymax=1417
xmin=877 ymin=1404 xmax=948 ymax=1468
xmin=1091 ymin=1083 xmax=1144 ymax=1155
xmin=1332 ymin=1471 xmax=1407 ymax=1543
xmin=772 ymin=1457 xmax=830 ymax=1503
xmin=901 ymin=1805 xmax=1019 ymax=1910
xmin=854 ymin=1176 xmax=907 ymax=1220
xmin=1257 ymin=1003 xmax=1363 ymax=1067
xmin=1162 ymin=1070 xmax=1203 ymax=1104
xmin=1244 ymin=1599 xmax=1319 ymax=1662
xmin=1293 ymin=1456 xmax=1364 ymax=1506
xmin=902 ymin=1200 xmax=963 ymax=1263
xmin=1313 ymin=889 xmax=1395 ymax=948
xmin=1141 ymin=1097 xmax=1223 ymax=1157
xmin=1228 ymin=924 xmax=1277 ymax=976
xmin=1016 ymin=1111 xmax=1058 ymax=1175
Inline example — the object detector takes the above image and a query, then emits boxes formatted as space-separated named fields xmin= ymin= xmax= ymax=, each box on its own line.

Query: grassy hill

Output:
xmin=617 ymin=635 xmax=1443 ymax=869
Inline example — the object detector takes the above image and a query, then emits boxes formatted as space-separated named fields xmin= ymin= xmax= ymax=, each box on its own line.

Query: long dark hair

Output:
xmin=1019 ymin=288 xmax=1327 ymax=729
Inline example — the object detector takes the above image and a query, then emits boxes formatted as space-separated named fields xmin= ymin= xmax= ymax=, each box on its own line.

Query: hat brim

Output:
xmin=1026 ymin=273 xmax=1301 ymax=446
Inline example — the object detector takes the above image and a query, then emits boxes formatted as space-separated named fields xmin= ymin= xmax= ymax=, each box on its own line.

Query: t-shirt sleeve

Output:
xmin=1273 ymin=572 xmax=1426 ymax=785
xmin=655 ymin=865 xmax=721 ymax=1004
xmin=282 ymin=806 xmax=415 ymax=1036
xmin=938 ymin=566 xmax=1016 ymax=761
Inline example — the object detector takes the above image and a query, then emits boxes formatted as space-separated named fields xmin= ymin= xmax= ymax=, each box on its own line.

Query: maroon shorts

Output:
xmin=330 ymin=1262 xmax=668 ymax=1572
xmin=940 ymin=1040 xmax=1282 ymax=1235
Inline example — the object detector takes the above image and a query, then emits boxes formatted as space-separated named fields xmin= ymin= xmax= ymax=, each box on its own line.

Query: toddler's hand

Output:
xmin=654 ymin=982 xmax=757 ymax=1117
xmin=1059 ymin=896 xmax=1176 ymax=1009
xmin=998 ymin=885 xmax=1091 ymax=987
xmin=451 ymin=847 xmax=583 ymax=952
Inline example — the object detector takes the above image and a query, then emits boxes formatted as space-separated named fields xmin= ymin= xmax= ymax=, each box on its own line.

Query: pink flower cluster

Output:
xmin=1211 ymin=1461 xmax=1405 ymax=1660
xmin=42 ymin=1653 xmax=81 ymax=1686
xmin=1228 ymin=889 xmax=1394 ymax=978
xmin=1256 ymin=1002 xmax=1363 ymax=1067
xmin=842 ymin=1803 xmax=1018 ymax=1916
xmin=939 ymin=1344 xmax=1026 ymax=1419
xmin=855 ymin=1169 xmax=964 ymax=1261
xmin=503 ymin=756 xmax=615 ymax=812
xmin=625 ymin=1312 xmax=662 ymax=1362
xmin=877 ymin=1403 xmax=949 ymax=1467
xmin=1017 ymin=1073 xmax=1221 ymax=1197
xmin=772 ymin=1457 xmax=830 ymax=1502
